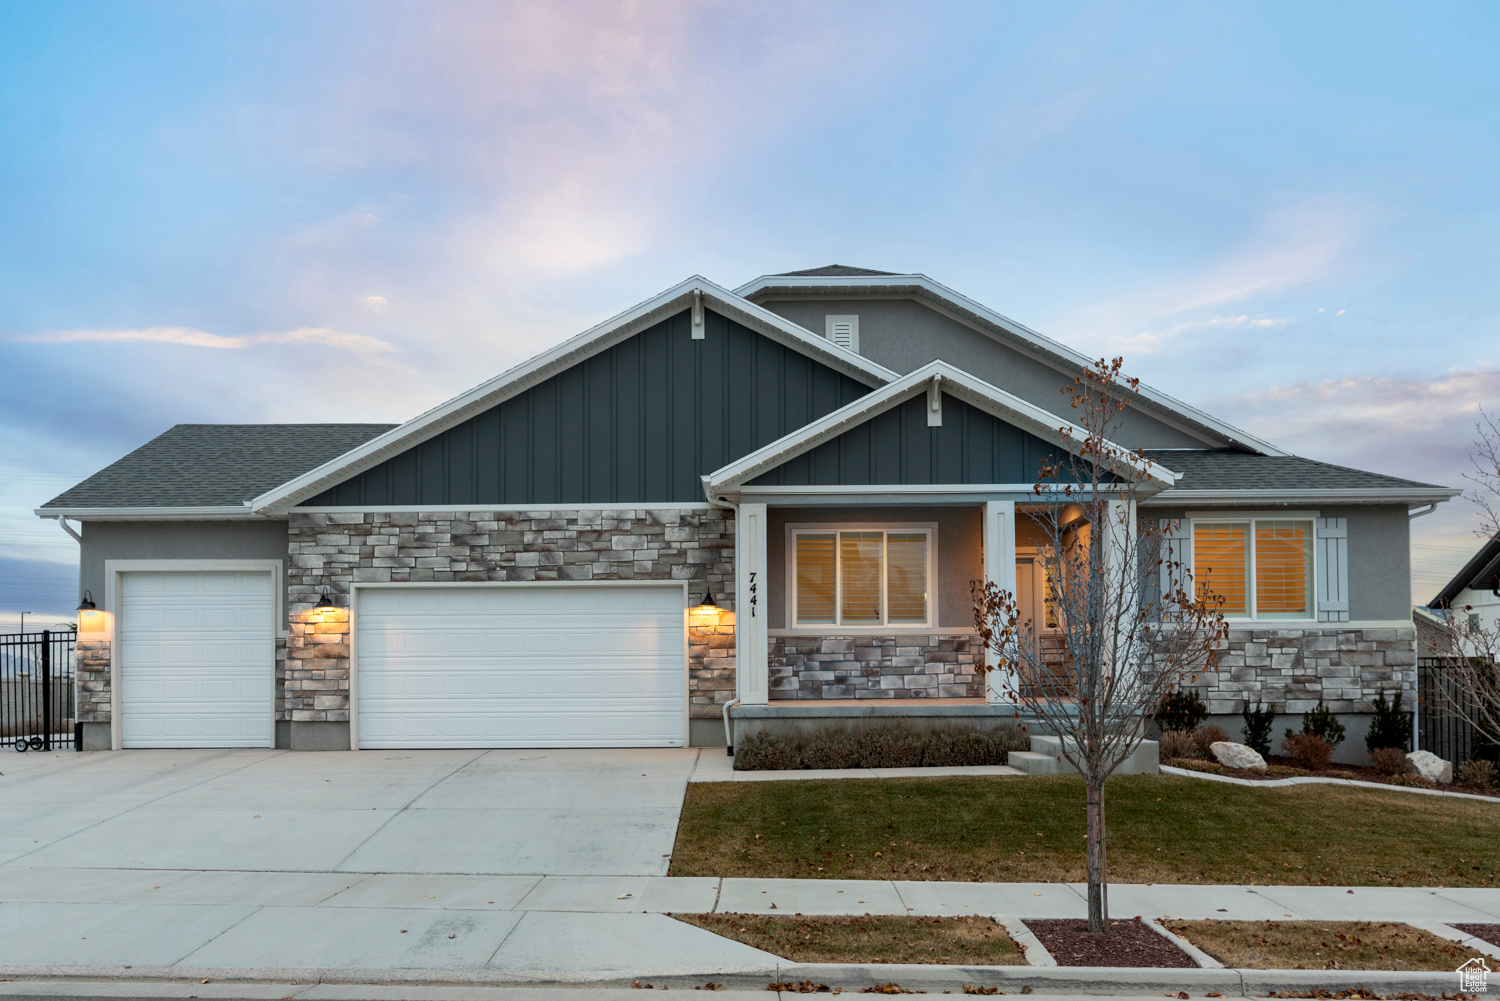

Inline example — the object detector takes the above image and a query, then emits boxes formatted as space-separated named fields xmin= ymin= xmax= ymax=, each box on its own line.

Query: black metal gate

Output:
xmin=0 ymin=630 xmax=78 ymax=752
xmin=1418 ymin=656 xmax=1480 ymax=767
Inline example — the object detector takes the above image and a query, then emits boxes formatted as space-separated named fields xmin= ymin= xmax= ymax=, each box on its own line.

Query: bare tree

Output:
xmin=971 ymin=357 xmax=1227 ymax=935
xmin=1428 ymin=408 xmax=1500 ymax=759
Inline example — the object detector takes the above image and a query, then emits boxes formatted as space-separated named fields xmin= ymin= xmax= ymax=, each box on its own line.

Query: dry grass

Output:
xmin=670 ymin=774 xmax=1500 ymax=885
xmin=1163 ymin=920 xmax=1480 ymax=970
xmin=671 ymin=913 xmax=1026 ymax=965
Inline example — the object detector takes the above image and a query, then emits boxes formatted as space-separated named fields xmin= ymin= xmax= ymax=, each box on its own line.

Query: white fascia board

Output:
xmin=736 ymin=272 xmax=1288 ymax=457
xmin=1140 ymin=487 xmax=1462 ymax=506
xmin=703 ymin=360 xmax=1178 ymax=495
xmin=34 ymin=505 xmax=266 ymax=521
xmin=248 ymin=276 xmax=901 ymax=516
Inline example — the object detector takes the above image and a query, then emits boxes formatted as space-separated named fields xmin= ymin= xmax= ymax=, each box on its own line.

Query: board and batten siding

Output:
xmin=749 ymin=392 xmax=1064 ymax=486
xmin=303 ymin=309 xmax=873 ymax=506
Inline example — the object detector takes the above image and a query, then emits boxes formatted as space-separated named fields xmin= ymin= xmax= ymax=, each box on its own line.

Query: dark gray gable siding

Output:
xmin=304 ymin=309 xmax=872 ymax=506
xmin=750 ymin=393 xmax=1063 ymax=486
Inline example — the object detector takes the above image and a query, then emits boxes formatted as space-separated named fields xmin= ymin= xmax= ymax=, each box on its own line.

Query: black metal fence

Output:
xmin=1418 ymin=656 xmax=1484 ymax=767
xmin=0 ymin=630 xmax=78 ymax=751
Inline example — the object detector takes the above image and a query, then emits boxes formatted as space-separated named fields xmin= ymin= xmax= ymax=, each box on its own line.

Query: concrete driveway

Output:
xmin=0 ymin=746 xmax=701 ymax=876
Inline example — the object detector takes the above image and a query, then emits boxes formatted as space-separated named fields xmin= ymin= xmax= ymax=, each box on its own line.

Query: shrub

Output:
xmin=733 ymin=722 xmax=1030 ymax=771
xmin=1367 ymin=746 xmax=1412 ymax=777
xmin=1281 ymin=732 xmax=1332 ymax=770
xmin=1364 ymin=691 xmax=1412 ymax=752
xmin=1159 ymin=729 xmax=1197 ymax=760
xmin=1286 ymin=700 xmax=1346 ymax=750
xmin=1193 ymin=724 xmax=1230 ymax=759
xmin=1389 ymin=773 xmax=1436 ymax=788
xmin=1157 ymin=690 xmax=1208 ymax=734
xmin=1456 ymin=758 xmax=1497 ymax=789
xmin=1241 ymin=701 xmax=1276 ymax=757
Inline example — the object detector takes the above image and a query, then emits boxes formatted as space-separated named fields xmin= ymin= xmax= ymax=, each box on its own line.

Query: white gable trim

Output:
xmin=736 ymin=272 xmax=1288 ymax=457
xmin=248 ymin=276 xmax=900 ymax=516
xmin=701 ymin=360 xmax=1180 ymax=497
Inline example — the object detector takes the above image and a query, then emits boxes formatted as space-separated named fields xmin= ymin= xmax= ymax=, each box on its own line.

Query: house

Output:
xmin=1425 ymin=534 xmax=1500 ymax=650
xmin=37 ymin=266 xmax=1460 ymax=755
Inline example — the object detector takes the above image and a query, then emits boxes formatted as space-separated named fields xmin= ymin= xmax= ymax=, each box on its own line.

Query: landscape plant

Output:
xmin=1287 ymin=700 xmax=1346 ymax=750
xmin=1240 ymin=701 xmax=1275 ymax=757
xmin=1157 ymin=729 xmax=1196 ymax=760
xmin=733 ymin=722 xmax=1029 ymax=771
xmin=971 ymin=357 xmax=1227 ymax=933
xmin=1367 ymin=746 xmax=1412 ymax=777
xmin=1364 ymin=691 xmax=1411 ymax=752
xmin=1455 ymin=758 xmax=1496 ymax=789
xmin=1156 ymin=690 xmax=1208 ymax=734
xmin=1192 ymin=724 xmax=1229 ymax=759
xmin=1281 ymin=732 xmax=1332 ymax=770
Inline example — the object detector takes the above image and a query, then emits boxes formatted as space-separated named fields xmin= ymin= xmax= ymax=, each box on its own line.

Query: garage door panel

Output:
xmin=121 ymin=571 xmax=275 ymax=749
xmin=357 ymin=585 xmax=685 ymax=748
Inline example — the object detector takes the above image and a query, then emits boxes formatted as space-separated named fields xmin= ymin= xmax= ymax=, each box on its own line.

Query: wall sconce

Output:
xmin=313 ymin=590 xmax=338 ymax=611
xmin=692 ymin=587 xmax=721 ymax=616
xmin=77 ymin=591 xmax=104 ymax=633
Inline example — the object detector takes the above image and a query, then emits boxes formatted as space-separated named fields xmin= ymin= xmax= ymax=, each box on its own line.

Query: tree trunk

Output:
xmin=1085 ymin=773 xmax=1108 ymax=933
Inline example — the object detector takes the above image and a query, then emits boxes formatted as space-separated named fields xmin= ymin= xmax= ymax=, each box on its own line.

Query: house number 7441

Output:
xmin=749 ymin=571 xmax=758 ymax=617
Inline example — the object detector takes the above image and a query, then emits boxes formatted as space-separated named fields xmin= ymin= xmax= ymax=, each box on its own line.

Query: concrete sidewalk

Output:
xmin=2 ymin=866 xmax=1498 ymax=977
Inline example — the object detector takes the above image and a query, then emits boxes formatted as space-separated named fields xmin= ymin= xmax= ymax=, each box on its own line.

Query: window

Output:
xmin=792 ymin=527 xmax=931 ymax=628
xmin=1192 ymin=519 xmax=1314 ymax=619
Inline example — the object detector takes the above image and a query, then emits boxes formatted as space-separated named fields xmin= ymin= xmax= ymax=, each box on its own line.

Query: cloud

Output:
xmin=1062 ymin=197 xmax=1367 ymax=353
xmin=1111 ymin=313 xmax=1286 ymax=355
xmin=14 ymin=325 xmax=398 ymax=355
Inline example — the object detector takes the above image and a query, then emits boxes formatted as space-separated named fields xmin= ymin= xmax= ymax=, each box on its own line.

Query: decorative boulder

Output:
xmin=1406 ymin=750 xmax=1452 ymax=784
xmin=1210 ymin=741 xmax=1267 ymax=772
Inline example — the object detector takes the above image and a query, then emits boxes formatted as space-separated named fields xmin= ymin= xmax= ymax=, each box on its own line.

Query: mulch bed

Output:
xmin=1023 ymin=917 xmax=1196 ymax=967
xmin=1450 ymin=923 xmax=1500 ymax=947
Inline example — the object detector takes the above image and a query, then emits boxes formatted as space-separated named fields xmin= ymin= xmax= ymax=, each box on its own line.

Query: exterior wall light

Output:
xmin=77 ymin=591 xmax=105 ymax=634
xmin=314 ymin=590 xmax=338 ymax=610
xmin=692 ymin=587 xmax=720 ymax=613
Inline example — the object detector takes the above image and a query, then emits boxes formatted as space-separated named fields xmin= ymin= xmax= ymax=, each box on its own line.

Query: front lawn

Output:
xmin=670 ymin=774 xmax=1500 ymax=885
xmin=1163 ymin=920 xmax=1480 ymax=970
xmin=671 ymin=913 xmax=1025 ymax=965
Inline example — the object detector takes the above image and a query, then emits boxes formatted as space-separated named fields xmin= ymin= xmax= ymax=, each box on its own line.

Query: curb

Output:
xmin=0 ymin=963 xmax=1484 ymax=996
xmin=1160 ymin=764 xmax=1500 ymax=802
xmin=1146 ymin=918 xmax=1224 ymax=969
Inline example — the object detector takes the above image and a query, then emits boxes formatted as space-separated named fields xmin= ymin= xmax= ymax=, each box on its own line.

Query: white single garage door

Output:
xmin=119 ymin=571 xmax=275 ymax=748
xmin=356 ymin=584 xmax=686 ymax=748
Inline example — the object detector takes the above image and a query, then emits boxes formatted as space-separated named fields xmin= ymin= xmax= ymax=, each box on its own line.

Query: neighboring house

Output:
xmin=37 ymin=265 xmax=1460 ymax=754
xmin=1426 ymin=535 xmax=1500 ymax=648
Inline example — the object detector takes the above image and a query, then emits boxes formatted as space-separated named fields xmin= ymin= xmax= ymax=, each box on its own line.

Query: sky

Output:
xmin=2 ymin=0 xmax=1498 ymax=628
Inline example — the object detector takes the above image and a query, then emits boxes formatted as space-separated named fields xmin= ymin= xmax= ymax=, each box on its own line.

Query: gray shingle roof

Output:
xmin=42 ymin=424 xmax=396 ymax=510
xmin=1143 ymin=449 xmax=1445 ymax=492
xmin=772 ymin=264 xmax=898 ymax=277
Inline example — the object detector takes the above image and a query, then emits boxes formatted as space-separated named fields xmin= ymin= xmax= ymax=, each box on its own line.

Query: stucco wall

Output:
xmin=761 ymin=296 xmax=1209 ymax=449
xmin=79 ymin=519 xmax=291 ymax=627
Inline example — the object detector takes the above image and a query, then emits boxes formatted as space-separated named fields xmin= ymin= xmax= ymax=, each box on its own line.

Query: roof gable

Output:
xmin=705 ymin=361 xmax=1178 ymax=497
xmin=253 ymin=275 xmax=897 ymax=514
xmin=735 ymin=270 xmax=1286 ymax=456
xmin=301 ymin=308 xmax=873 ymax=507
xmin=1431 ymin=536 xmax=1500 ymax=607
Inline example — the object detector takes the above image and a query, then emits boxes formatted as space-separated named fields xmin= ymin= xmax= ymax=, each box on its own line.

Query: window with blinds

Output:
xmin=1192 ymin=519 xmax=1313 ymax=619
xmin=792 ymin=527 xmax=931 ymax=628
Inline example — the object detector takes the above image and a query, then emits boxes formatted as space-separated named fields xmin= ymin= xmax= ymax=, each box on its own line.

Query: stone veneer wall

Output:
xmin=285 ymin=509 xmax=736 ymax=722
xmin=770 ymin=634 xmax=983 ymax=700
xmin=1199 ymin=626 xmax=1418 ymax=713
xmin=76 ymin=639 xmax=110 ymax=722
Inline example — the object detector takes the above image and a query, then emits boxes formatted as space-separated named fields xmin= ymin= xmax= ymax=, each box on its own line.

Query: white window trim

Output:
xmin=1188 ymin=515 xmax=1319 ymax=623
xmin=785 ymin=522 xmax=938 ymax=633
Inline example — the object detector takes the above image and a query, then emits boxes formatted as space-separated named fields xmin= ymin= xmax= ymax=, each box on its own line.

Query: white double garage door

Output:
xmin=119 ymin=573 xmax=687 ymax=749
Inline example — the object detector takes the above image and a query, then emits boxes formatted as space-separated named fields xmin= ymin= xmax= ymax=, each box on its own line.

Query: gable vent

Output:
xmin=825 ymin=314 xmax=859 ymax=354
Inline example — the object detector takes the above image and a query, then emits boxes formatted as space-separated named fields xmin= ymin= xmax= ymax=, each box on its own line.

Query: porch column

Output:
xmin=1105 ymin=498 xmax=1138 ymax=683
xmin=735 ymin=501 xmax=769 ymax=705
xmin=982 ymin=500 xmax=1017 ymax=704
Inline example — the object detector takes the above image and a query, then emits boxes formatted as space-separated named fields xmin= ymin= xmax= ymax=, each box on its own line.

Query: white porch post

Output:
xmin=735 ymin=502 xmax=769 ymax=705
xmin=1105 ymin=498 xmax=1138 ymax=686
xmin=982 ymin=500 xmax=1017 ymax=704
